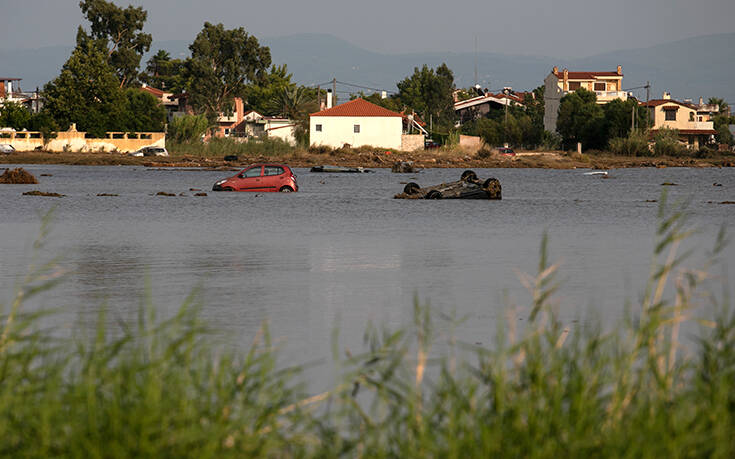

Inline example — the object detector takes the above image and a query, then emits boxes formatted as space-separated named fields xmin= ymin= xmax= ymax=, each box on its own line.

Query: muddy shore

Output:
xmin=2 ymin=150 xmax=733 ymax=169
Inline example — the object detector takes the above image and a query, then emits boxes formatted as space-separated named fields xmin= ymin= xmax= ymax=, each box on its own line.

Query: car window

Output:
xmin=264 ymin=166 xmax=284 ymax=176
xmin=243 ymin=167 xmax=262 ymax=178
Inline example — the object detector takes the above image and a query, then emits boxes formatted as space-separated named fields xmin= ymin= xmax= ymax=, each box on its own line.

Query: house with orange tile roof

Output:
xmin=309 ymin=98 xmax=412 ymax=150
xmin=543 ymin=66 xmax=627 ymax=131
xmin=642 ymin=93 xmax=716 ymax=149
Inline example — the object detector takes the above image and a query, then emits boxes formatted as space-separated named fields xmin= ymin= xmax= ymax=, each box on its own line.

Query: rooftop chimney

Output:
xmin=326 ymin=89 xmax=333 ymax=109
xmin=553 ymin=66 xmax=558 ymax=75
xmin=662 ymin=91 xmax=671 ymax=100
xmin=699 ymin=97 xmax=703 ymax=106
xmin=563 ymin=68 xmax=569 ymax=91
xmin=617 ymin=65 xmax=622 ymax=75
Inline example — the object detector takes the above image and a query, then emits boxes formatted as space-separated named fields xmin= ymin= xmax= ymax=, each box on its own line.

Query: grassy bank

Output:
xmin=2 ymin=137 xmax=734 ymax=169
xmin=2 ymin=200 xmax=734 ymax=456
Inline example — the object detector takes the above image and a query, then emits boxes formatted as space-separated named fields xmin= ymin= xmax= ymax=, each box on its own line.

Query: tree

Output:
xmin=141 ymin=50 xmax=187 ymax=93
xmin=713 ymin=115 xmax=733 ymax=145
xmin=242 ymin=64 xmax=295 ymax=115
xmin=43 ymin=34 xmax=127 ymax=137
xmin=396 ymin=63 xmax=456 ymax=130
xmin=556 ymin=88 xmax=606 ymax=150
xmin=123 ymin=88 xmax=166 ymax=132
xmin=707 ymin=97 xmax=730 ymax=116
xmin=0 ymin=102 xmax=32 ymax=130
xmin=603 ymin=98 xmax=648 ymax=140
xmin=184 ymin=22 xmax=271 ymax=121
xmin=167 ymin=114 xmax=210 ymax=143
xmin=78 ymin=0 xmax=152 ymax=87
xmin=267 ymin=86 xmax=318 ymax=146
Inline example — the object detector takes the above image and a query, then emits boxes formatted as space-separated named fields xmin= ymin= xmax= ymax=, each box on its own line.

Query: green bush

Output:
xmin=609 ymin=130 xmax=651 ymax=156
xmin=168 ymin=136 xmax=295 ymax=158
xmin=167 ymin=114 xmax=210 ymax=143
xmin=653 ymin=127 xmax=687 ymax=156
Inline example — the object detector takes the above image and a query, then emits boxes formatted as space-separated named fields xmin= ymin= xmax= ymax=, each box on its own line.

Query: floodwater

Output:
xmin=1 ymin=165 xmax=734 ymax=370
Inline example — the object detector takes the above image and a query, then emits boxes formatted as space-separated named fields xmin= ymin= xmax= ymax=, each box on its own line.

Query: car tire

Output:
xmin=461 ymin=170 xmax=477 ymax=182
xmin=279 ymin=186 xmax=294 ymax=192
xmin=426 ymin=190 xmax=443 ymax=199
xmin=403 ymin=182 xmax=421 ymax=195
xmin=483 ymin=178 xmax=499 ymax=188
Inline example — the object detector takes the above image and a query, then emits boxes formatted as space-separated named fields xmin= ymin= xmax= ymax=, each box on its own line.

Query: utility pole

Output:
xmin=504 ymin=87 xmax=509 ymax=146
xmin=332 ymin=78 xmax=337 ymax=107
xmin=645 ymin=81 xmax=651 ymax=130
xmin=316 ymin=85 xmax=321 ymax=109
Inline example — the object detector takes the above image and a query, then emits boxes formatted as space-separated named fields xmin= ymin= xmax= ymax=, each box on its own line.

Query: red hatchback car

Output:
xmin=212 ymin=164 xmax=298 ymax=192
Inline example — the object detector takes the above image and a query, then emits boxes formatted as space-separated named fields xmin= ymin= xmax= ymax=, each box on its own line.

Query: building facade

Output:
xmin=643 ymin=94 xmax=716 ymax=149
xmin=309 ymin=98 xmax=404 ymax=149
xmin=543 ymin=66 xmax=626 ymax=131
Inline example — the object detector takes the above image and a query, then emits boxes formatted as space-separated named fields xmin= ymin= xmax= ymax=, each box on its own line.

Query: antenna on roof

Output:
xmin=474 ymin=35 xmax=478 ymax=87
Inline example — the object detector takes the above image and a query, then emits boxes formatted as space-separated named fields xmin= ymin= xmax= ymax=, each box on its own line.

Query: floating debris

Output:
xmin=0 ymin=168 xmax=38 ymax=184
xmin=194 ymin=192 xmax=207 ymax=196
xmin=23 ymin=190 xmax=64 ymax=197
xmin=395 ymin=170 xmax=501 ymax=200
xmin=645 ymin=199 xmax=658 ymax=203
xmin=310 ymin=165 xmax=372 ymax=173
xmin=40 ymin=173 xmax=53 ymax=177
xmin=720 ymin=201 xmax=735 ymax=205
xmin=391 ymin=161 xmax=418 ymax=173
xmin=661 ymin=182 xmax=678 ymax=186
xmin=713 ymin=183 xmax=723 ymax=187
xmin=97 ymin=193 xmax=119 ymax=197
xmin=156 ymin=191 xmax=176 ymax=196
xmin=189 ymin=188 xmax=202 ymax=191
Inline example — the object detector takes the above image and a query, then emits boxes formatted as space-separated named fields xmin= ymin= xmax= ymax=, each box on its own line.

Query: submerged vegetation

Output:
xmin=1 ymin=199 xmax=734 ymax=456
xmin=0 ymin=167 xmax=38 ymax=184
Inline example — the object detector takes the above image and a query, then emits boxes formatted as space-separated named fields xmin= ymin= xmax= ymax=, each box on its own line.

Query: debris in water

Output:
xmin=661 ymin=182 xmax=678 ymax=186
xmin=0 ymin=168 xmax=38 ymax=184
xmin=156 ymin=191 xmax=176 ymax=196
xmin=23 ymin=190 xmax=64 ymax=197
xmin=97 ymin=193 xmax=119 ymax=196
xmin=194 ymin=192 xmax=207 ymax=196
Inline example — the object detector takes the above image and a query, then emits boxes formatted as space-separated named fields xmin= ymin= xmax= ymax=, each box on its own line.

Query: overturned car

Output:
xmin=394 ymin=170 xmax=501 ymax=200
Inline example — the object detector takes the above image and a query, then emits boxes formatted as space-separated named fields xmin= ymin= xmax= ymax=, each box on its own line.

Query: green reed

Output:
xmin=1 ymin=195 xmax=733 ymax=457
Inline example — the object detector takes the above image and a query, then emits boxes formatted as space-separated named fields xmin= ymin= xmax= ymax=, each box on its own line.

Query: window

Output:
xmin=665 ymin=110 xmax=676 ymax=121
xmin=689 ymin=113 xmax=695 ymax=122
xmin=315 ymin=124 xmax=322 ymax=132
xmin=224 ymin=128 xmax=231 ymax=136
xmin=568 ymin=82 xmax=581 ymax=90
xmin=353 ymin=124 xmax=360 ymax=133
xmin=594 ymin=82 xmax=606 ymax=91
xmin=242 ymin=167 xmax=262 ymax=178
xmin=264 ymin=166 xmax=284 ymax=176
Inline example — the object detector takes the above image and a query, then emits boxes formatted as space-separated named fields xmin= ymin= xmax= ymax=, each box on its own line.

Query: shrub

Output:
xmin=167 ymin=114 xmax=210 ymax=143
xmin=653 ymin=127 xmax=686 ymax=156
xmin=609 ymin=130 xmax=650 ymax=156
xmin=476 ymin=147 xmax=492 ymax=159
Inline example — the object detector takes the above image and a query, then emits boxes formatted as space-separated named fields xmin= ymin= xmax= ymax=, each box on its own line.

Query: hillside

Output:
xmin=2 ymin=33 xmax=733 ymax=103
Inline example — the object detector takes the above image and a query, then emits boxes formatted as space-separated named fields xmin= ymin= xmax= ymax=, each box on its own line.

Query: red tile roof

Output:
xmin=642 ymin=99 xmax=697 ymax=110
xmin=553 ymin=71 xmax=622 ymax=80
xmin=311 ymin=98 xmax=403 ymax=117
xmin=140 ymin=85 xmax=166 ymax=97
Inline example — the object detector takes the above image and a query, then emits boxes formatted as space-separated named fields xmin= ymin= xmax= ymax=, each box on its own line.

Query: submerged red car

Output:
xmin=212 ymin=164 xmax=298 ymax=192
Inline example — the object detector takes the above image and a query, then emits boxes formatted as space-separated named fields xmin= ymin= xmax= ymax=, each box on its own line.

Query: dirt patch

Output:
xmin=23 ymin=190 xmax=64 ymax=197
xmin=0 ymin=168 xmax=38 ymax=184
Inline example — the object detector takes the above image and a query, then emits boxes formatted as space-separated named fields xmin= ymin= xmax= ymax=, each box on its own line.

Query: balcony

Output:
xmin=595 ymin=91 xmax=628 ymax=102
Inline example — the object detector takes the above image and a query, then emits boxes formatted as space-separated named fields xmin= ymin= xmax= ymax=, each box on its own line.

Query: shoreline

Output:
xmin=2 ymin=150 xmax=734 ymax=170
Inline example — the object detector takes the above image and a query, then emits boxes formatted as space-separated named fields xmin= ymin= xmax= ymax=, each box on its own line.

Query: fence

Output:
xmin=0 ymin=128 xmax=165 ymax=153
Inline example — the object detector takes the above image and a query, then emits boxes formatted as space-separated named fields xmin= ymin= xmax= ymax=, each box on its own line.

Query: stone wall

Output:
xmin=0 ymin=130 xmax=166 ymax=153
xmin=400 ymin=134 xmax=424 ymax=152
xmin=459 ymin=135 xmax=482 ymax=152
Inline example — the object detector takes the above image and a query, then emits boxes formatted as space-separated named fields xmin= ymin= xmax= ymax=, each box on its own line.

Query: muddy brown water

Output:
xmin=1 ymin=165 xmax=734 ymax=385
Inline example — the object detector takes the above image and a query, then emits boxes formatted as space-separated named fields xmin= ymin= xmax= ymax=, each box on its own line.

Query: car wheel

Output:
xmin=461 ymin=170 xmax=477 ymax=182
xmin=403 ymin=182 xmax=421 ymax=195
xmin=483 ymin=178 xmax=499 ymax=188
xmin=279 ymin=186 xmax=294 ymax=192
xmin=426 ymin=190 xmax=443 ymax=199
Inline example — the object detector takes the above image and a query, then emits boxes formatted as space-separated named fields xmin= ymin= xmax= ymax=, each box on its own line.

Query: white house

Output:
xmin=309 ymin=98 xmax=404 ymax=149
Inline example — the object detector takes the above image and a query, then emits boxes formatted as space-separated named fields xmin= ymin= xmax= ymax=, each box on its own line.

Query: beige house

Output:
xmin=309 ymin=98 xmax=406 ymax=150
xmin=544 ymin=66 xmax=627 ymax=131
xmin=642 ymin=93 xmax=716 ymax=149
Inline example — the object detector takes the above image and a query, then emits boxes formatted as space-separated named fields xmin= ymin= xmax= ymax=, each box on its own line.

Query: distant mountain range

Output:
xmin=2 ymin=33 xmax=733 ymax=103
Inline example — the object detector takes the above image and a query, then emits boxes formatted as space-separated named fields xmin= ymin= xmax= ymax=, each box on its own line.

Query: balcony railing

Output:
xmin=595 ymin=91 xmax=628 ymax=100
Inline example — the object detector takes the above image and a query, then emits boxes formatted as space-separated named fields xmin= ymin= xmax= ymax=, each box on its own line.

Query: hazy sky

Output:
xmin=2 ymin=0 xmax=734 ymax=57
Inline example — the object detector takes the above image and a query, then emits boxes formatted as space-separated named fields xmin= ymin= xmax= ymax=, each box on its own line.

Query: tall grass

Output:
xmin=2 ymin=198 xmax=734 ymax=456
xmin=167 ymin=137 xmax=297 ymax=159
